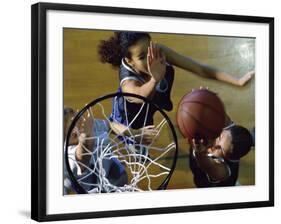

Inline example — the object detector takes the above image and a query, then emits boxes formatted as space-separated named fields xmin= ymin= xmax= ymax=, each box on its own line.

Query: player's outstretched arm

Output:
xmin=158 ymin=43 xmax=254 ymax=87
xmin=74 ymin=115 xmax=94 ymax=172
xmin=110 ymin=121 xmax=158 ymax=144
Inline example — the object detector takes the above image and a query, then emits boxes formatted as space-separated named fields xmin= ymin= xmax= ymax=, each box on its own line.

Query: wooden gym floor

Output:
xmin=64 ymin=28 xmax=255 ymax=189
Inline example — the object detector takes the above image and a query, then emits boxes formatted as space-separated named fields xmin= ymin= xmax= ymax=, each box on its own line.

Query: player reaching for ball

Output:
xmin=176 ymin=88 xmax=254 ymax=187
xmin=98 ymin=32 xmax=254 ymax=130
xmin=189 ymin=122 xmax=254 ymax=187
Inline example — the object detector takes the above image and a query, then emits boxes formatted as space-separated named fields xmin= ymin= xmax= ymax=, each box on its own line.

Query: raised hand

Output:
xmin=238 ymin=70 xmax=254 ymax=86
xmin=147 ymin=41 xmax=166 ymax=82
xmin=64 ymin=108 xmax=80 ymax=145
xmin=65 ymin=109 xmax=93 ymax=147
xmin=75 ymin=112 xmax=94 ymax=163
xmin=136 ymin=125 xmax=159 ymax=144
xmin=191 ymin=138 xmax=208 ymax=153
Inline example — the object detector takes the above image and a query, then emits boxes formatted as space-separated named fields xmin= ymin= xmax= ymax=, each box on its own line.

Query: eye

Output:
xmin=138 ymin=52 xmax=146 ymax=60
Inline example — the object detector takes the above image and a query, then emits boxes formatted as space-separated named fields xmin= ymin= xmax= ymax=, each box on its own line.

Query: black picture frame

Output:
xmin=31 ymin=2 xmax=274 ymax=222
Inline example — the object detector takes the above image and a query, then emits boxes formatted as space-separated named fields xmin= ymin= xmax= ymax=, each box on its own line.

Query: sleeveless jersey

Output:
xmin=110 ymin=59 xmax=175 ymax=129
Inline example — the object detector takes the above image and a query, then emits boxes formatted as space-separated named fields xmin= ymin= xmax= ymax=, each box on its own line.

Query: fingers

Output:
xmin=192 ymin=138 xmax=204 ymax=145
xmin=78 ymin=133 xmax=87 ymax=145
xmin=149 ymin=41 xmax=161 ymax=60
xmin=147 ymin=56 xmax=152 ymax=77
xmin=147 ymin=53 xmax=151 ymax=73
xmin=142 ymin=132 xmax=159 ymax=144
xmin=139 ymin=125 xmax=158 ymax=136
xmin=247 ymin=70 xmax=255 ymax=77
xmin=152 ymin=41 xmax=157 ymax=59
xmin=154 ymin=42 xmax=159 ymax=59
xmin=146 ymin=41 xmax=166 ymax=81
xmin=239 ymin=70 xmax=255 ymax=86
xmin=147 ymin=46 xmax=153 ymax=74
xmin=150 ymin=41 xmax=154 ymax=60
xmin=149 ymin=41 xmax=165 ymax=63
xmin=147 ymin=46 xmax=152 ymax=63
xmin=143 ymin=129 xmax=158 ymax=136
xmin=192 ymin=138 xmax=205 ymax=150
xmin=150 ymin=41 xmax=156 ymax=60
xmin=155 ymin=42 xmax=161 ymax=60
xmin=192 ymin=138 xmax=199 ymax=151
xmin=192 ymin=138 xmax=197 ymax=145
xmin=191 ymin=87 xmax=210 ymax=93
xmin=247 ymin=71 xmax=254 ymax=80
xmin=244 ymin=70 xmax=254 ymax=81
xmin=79 ymin=133 xmax=86 ymax=140
xmin=199 ymin=86 xmax=209 ymax=90
xmin=142 ymin=125 xmax=155 ymax=130
xmin=143 ymin=126 xmax=157 ymax=133
xmin=140 ymin=125 xmax=159 ymax=143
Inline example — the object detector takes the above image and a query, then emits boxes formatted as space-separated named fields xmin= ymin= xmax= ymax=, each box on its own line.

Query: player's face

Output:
xmin=209 ymin=130 xmax=233 ymax=158
xmin=125 ymin=37 xmax=150 ymax=75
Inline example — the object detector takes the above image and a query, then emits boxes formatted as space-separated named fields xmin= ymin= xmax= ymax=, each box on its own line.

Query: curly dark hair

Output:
xmin=98 ymin=32 xmax=151 ymax=67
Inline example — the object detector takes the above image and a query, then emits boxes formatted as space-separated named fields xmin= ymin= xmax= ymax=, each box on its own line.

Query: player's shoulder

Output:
xmin=119 ymin=60 xmax=145 ymax=86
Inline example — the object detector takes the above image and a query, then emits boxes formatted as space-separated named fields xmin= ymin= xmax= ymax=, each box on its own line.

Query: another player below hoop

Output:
xmin=189 ymin=119 xmax=254 ymax=187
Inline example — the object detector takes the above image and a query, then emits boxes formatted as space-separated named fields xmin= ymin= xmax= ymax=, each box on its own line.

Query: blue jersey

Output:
xmin=110 ymin=59 xmax=175 ymax=129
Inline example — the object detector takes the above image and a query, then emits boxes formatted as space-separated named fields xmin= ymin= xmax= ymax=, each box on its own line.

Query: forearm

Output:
xmin=75 ymin=143 xmax=84 ymax=162
xmin=212 ymin=70 xmax=241 ymax=86
xmin=194 ymin=150 xmax=215 ymax=173
xmin=135 ymin=78 xmax=158 ymax=98
xmin=175 ymin=56 xmax=240 ymax=86
xmin=110 ymin=121 xmax=138 ymax=137
xmin=75 ymin=143 xmax=91 ymax=172
xmin=75 ymin=132 xmax=93 ymax=171
xmin=121 ymin=78 xmax=157 ymax=103
xmin=194 ymin=150 xmax=228 ymax=181
xmin=192 ymin=58 xmax=254 ymax=87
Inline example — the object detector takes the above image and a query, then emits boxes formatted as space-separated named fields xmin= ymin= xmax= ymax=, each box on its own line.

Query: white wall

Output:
xmin=0 ymin=0 xmax=279 ymax=223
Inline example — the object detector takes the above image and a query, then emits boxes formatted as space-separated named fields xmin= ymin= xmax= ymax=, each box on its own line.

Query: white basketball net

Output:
xmin=66 ymin=96 xmax=177 ymax=193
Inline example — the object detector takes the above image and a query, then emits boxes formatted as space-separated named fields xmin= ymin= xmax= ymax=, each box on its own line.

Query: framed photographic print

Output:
xmin=31 ymin=2 xmax=274 ymax=222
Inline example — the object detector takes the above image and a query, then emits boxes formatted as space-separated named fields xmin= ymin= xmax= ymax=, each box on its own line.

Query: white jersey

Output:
xmin=65 ymin=145 xmax=82 ymax=176
xmin=63 ymin=145 xmax=82 ymax=194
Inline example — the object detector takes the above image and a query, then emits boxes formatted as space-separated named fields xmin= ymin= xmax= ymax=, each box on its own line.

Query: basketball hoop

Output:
xmin=64 ymin=92 xmax=178 ymax=194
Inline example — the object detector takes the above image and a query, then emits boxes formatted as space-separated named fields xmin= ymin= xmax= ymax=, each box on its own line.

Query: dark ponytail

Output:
xmin=98 ymin=32 xmax=151 ymax=67
xmin=98 ymin=33 xmax=122 ymax=67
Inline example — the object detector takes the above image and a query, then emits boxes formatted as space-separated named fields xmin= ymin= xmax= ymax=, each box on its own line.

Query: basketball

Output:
xmin=176 ymin=89 xmax=226 ymax=140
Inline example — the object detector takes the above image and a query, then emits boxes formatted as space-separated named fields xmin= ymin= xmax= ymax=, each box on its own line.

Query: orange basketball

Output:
xmin=176 ymin=89 xmax=226 ymax=140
